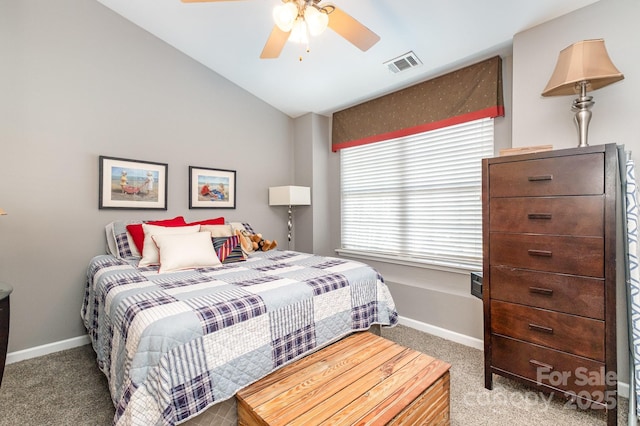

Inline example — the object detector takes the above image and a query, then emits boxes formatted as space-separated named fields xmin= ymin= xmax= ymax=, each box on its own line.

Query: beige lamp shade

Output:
xmin=269 ymin=186 xmax=311 ymax=206
xmin=541 ymin=39 xmax=624 ymax=97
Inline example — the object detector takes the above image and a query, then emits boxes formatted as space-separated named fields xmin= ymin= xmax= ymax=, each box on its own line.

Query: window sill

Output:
xmin=334 ymin=248 xmax=480 ymax=276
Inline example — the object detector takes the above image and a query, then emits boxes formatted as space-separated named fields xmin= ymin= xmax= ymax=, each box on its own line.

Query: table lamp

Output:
xmin=541 ymin=39 xmax=624 ymax=147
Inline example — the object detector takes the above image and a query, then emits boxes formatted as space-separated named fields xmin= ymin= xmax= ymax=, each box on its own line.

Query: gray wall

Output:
xmin=0 ymin=0 xmax=293 ymax=352
xmin=512 ymin=0 xmax=639 ymax=152
xmin=321 ymin=0 xmax=638 ymax=345
xmin=292 ymin=113 xmax=335 ymax=256
xmin=511 ymin=0 xmax=640 ymax=383
xmin=320 ymin=0 xmax=639 ymax=379
xmin=320 ymin=54 xmax=514 ymax=345
xmin=4 ymin=0 xmax=637 ymax=369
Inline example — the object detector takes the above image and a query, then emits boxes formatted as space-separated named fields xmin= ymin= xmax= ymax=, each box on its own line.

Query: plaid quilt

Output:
xmin=81 ymin=250 xmax=398 ymax=425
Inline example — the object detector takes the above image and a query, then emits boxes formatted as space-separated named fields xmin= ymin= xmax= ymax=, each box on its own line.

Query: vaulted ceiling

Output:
xmin=97 ymin=0 xmax=600 ymax=118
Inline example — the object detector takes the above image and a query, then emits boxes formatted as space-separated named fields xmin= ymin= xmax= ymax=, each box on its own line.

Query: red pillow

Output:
xmin=126 ymin=216 xmax=187 ymax=253
xmin=186 ymin=217 xmax=225 ymax=226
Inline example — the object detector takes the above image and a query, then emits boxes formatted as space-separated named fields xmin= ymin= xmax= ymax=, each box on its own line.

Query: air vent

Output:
xmin=384 ymin=51 xmax=422 ymax=73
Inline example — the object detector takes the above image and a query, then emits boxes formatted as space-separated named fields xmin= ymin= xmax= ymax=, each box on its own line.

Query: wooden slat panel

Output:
xmin=360 ymin=366 xmax=450 ymax=425
xmin=251 ymin=334 xmax=392 ymax=412
xmin=391 ymin=373 xmax=450 ymax=425
xmin=317 ymin=354 xmax=446 ymax=425
xmin=262 ymin=343 xmax=409 ymax=424
xmin=287 ymin=347 xmax=419 ymax=426
xmin=237 ymin=333 xmax=451 ymax=426
xmin=238 ymin=332 xmax=378 ymax=403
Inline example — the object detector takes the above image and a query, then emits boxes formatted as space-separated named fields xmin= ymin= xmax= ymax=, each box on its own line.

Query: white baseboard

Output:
xmin=398 ymin=315 xmax=484 ymax=351
xmin=396 ymin=315 xmax=631 ymax=399
xmin=619 ymin=381 xmax=630 ymax=399
xmin=6 ymin=335 xmax=90 ymax=365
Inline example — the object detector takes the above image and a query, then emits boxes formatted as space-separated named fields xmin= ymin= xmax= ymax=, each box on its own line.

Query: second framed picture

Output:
xmin=189 ymin=166 xmax=236 ymax=209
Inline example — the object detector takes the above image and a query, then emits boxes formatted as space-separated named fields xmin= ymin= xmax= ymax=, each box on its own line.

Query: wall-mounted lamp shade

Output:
xmin=269 ymin=186 xmax=311 ymax=206
xmin=541 ymin=39 xmax=624 ymax=97
xmin=0 ymin=208 xmax=6 ymax=215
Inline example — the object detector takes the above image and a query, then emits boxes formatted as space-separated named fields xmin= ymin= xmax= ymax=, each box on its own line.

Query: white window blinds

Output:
xmin=339 ymin=118 xmax=494 ymax=270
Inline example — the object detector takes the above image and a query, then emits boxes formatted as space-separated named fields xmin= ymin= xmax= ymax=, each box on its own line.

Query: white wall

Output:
xmin=0 ymin=0 xmax=293 ymax=352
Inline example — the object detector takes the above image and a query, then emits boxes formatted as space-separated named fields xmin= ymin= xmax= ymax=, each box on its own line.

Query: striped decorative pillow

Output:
xmin=213 ymin=235 xmax=247 ymax=263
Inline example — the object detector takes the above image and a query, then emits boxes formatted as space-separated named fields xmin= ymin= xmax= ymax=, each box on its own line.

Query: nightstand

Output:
xmin=0 ymin=282 xmax=12 ymax=387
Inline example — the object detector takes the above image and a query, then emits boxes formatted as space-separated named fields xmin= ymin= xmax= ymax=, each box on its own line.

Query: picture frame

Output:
xmin=99 ymin=156 xmax=168 ymax=210
xmin=189 ymin=166 xmax=236 ymax=209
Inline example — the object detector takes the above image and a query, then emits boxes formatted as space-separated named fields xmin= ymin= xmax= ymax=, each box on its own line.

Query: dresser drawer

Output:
xmin=489 ymin=196 xmax=604 ymax=236
xmin=490 ymin=233 xmax=603 ymax=277
xmin=491 ymin=335 xmax=608 ymax=396
xmin=491 ymin=300 xmax=604 ymax=361
xmin=490 ymin=266 xmax=604 ymax=319
xmin=488 ymin=153 xmax=604 ymax=197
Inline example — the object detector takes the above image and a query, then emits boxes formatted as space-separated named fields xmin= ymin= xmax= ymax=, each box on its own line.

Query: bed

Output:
xmin=81 ymin=218 xmax=398 ymax=425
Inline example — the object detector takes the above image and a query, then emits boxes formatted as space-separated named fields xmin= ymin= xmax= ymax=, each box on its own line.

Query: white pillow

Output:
xmin=200 ymin=224 xmax=234 ymax=237
xmin=152 ymin=232 xmax=222 ymax=273
xmin=138 ymin=224 xmax=200 ymax=267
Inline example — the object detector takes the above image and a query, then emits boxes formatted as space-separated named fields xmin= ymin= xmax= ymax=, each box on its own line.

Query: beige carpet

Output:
xmin=382 ymin=325 xmax=629 ymax=426
xmin=0 ymin=325 xmax=629 ymax=425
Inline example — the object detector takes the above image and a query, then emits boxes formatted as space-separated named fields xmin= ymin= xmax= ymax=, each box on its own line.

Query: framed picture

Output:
xmin=189 ymin=166 xmax=236 ymax=209
xmin=99 ymin=156 xmax=168 ymax=210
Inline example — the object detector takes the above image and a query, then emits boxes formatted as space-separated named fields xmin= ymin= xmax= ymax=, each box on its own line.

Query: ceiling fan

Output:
xmin=180 ymin=0 xmax=380 ymax=59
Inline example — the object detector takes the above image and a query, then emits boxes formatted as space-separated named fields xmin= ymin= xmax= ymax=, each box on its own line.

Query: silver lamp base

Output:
xmin=572 ymin=81 xmax=594 ymax=148
xmin=287 ymin=205 xmax=293 ymax=250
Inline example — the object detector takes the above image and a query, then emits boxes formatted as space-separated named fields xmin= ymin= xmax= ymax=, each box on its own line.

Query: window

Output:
xmin=338 ymin=118 xmax=494 ymax=270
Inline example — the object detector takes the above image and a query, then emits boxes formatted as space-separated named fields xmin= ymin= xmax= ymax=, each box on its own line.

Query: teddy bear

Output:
xmin=235 ymin=229 xmax=278 ymax=253
xmin=250 ymin=233 xmax=278 ymax=251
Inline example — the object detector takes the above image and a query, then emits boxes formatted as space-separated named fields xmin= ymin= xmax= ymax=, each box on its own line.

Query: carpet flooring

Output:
xmin=0 ymin=325 xmax=630 ymax=425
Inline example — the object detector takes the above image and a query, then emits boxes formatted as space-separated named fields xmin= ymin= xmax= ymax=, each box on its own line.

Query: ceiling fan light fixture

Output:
xmin=273 ymin=2 xmax=298 ymax=32
xmin=304 ymin=6 xmax=328 ymax=36
xmin=289 ymin=16 xmax=309 ymax=44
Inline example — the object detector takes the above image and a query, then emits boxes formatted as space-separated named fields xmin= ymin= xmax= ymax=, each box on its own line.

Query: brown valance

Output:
xmin=331 ymin=56 xmax=504 ymax=151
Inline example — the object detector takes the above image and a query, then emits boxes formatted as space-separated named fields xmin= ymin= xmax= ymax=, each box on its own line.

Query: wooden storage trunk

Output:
xmin=237 ymin=332 xmax=451 ymax=425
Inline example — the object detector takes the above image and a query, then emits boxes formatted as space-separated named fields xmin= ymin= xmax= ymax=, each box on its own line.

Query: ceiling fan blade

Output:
xmin=327 ymin=6 xmax=380 ymax=52
xmin=260 ymin=26 xmax=290 ymax=59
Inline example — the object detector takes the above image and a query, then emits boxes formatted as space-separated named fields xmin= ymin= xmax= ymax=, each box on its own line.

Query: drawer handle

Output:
xmin=529 ymin=323 xmax=554 ymax=334
xmin=528 ymin=174 xmax=553 ymax=182
xmin=529 ymin=286 xmax=553 ymax=296
xmin=527 ymin=213 xmax=552 ymax=220
xmin=528 ymin=249 xmax=552 ymax=257
xmin=529 ymin=359 xmax=554 ymax=371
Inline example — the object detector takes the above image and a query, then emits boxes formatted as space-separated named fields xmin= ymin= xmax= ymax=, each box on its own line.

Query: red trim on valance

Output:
xmin=332 ymin=105 xmax=504 ymax=152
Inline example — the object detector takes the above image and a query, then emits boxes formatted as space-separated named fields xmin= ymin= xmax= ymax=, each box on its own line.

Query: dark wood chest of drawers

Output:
xmin=482 ymin=144 xmax=618 ymax=425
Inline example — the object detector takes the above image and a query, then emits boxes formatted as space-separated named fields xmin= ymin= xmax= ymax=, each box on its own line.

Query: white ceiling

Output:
xmin=96 ymin=0 xmax=600 ymax=118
